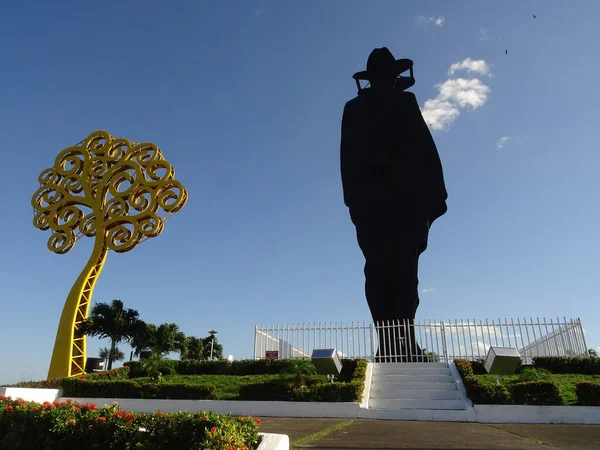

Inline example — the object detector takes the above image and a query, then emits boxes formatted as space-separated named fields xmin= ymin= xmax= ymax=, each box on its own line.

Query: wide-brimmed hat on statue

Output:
xmin=352 ymin=47 xmax=415 ymax=92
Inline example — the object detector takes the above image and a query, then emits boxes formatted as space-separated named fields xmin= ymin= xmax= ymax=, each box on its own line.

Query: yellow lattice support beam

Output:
xmin=31 ymin=131 xmax=187 ymax=379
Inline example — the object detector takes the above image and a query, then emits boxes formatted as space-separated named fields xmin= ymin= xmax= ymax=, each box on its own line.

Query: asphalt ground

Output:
xmin=258 ymin=418 xmax=600 ymax=449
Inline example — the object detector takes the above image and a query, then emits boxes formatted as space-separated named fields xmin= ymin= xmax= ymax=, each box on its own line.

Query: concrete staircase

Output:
xmin=368 ymin=362 xmax=468 ymax=411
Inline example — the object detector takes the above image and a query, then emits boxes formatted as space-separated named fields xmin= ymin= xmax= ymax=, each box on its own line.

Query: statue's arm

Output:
xmin=340 ymin=103 xmax=355 ymax=208
xmin=404 ymin=92 xmax=448 ymax=203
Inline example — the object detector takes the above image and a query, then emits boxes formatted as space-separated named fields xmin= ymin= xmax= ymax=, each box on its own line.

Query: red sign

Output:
xmin=265 ymin=351 xmax=278 ymax=359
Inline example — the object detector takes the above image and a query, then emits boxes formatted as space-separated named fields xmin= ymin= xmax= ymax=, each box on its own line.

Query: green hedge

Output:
xmin=510 ymin=381 xmax=563 ymax=405
xmin=533 ymin=356 xmax=600 ymax=375
xmin=454 ymin=359 xmax=562 ymax=405
xmin=125 ymin=361 xmax=178 ymax=378
xmin=177 ymin=359 xmax=320 ymax=376
xmin=61 ymin=379 xmax=216 ymax=400
xmin=239 ymin=359 xmax=368 ymax=402
xmin=576 ymin=381 xmax=600 ymax=406
xmin=0 ymin=396 xmax=258 ymax=450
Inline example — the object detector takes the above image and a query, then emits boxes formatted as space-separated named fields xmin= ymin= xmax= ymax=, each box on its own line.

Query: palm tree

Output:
xmin=145 ymin=323 xmax=187 ymax=358
xmin=79 ymin=299 xmax=144 ymax=370
xmin=184 ymin=336 xmax=204 ymax=360
xmin=130 ymin=323 xmax=157 ymax=358
xmin=99 ymin=346 xmax=125 ymax=368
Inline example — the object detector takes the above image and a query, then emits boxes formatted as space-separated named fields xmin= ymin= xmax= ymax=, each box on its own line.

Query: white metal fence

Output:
xmin=253 ymin=317 xmax=588 ymax=363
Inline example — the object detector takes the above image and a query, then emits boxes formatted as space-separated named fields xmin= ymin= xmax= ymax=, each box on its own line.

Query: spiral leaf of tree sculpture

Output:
xmin=32 ymin=131 xmax=188 ymax=379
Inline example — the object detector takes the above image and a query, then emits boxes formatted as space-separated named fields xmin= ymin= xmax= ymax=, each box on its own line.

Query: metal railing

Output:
xmin=253 ymin=317 xmax=588 ymax=363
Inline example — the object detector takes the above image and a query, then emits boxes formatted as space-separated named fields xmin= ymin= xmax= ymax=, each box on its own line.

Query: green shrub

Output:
xmin=123 ymin=360 xmax=146 ymax=378
xmin=238 ymin=381 xmax=292 ymax=401
xmin=533 ymin=356 xmax=600 ymax=375
xmin=470 ymin=359 xmax=487 ymax=375
xmin=81 ymin=367 xmax=130 ymax=381
xmin=238 ymin=358 xmax=367 ymax=402
xmin=576 ymin=381 xmax=600 ymax=406
xmin=462 ymin=375 xmax=511 ymax=404
xmin=61 ymin=379 xmax=216 ymax=400
xmin=510 ymin=381 xmax=563 ymax=405
xmin=517 ymin=367 xmax=552 ymax=382
xmin=0 ymin=396 xmax=259 ymax=450
xmin=5 ymin=378 xmax=63 ymax=389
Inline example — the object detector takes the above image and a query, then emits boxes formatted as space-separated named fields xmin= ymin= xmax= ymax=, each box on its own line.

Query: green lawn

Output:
xmin=476 ymin=373 xmax=600 ymax=405
xmin=133 ymin=374 xmax=328 ymax=400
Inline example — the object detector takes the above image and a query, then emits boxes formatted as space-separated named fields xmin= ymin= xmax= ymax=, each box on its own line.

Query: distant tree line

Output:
xmin=79 ymin=299 xmax=223 ymax=370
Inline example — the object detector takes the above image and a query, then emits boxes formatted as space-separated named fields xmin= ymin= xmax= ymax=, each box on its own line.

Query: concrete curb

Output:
xmin=3 ymin=387 xmax=599 ymax=425
xmin=257 ymin=433 xmax=289 ymax=450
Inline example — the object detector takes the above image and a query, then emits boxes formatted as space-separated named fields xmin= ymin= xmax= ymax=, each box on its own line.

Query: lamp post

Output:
xmin=209 ymin=330 xmax=218 ymax=360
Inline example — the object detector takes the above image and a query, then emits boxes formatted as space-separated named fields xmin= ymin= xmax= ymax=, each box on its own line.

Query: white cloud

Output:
xmin=417 ymin=15 xmax=445 ymax=27
xmin=496 ymin=135 xmax=528 ymax=149
xmin=479 ymin=27 xmax=489 ymax=41
xmin=255 ymin=8 xmax=264 ymax=16
xmin=421 ymin=58 xmax=491 ymax=131
xmin=448 ymin=58 xmax=491 ymax=76
xmin=497 ymin=136 xmax=510 ymax=149
xmin=421 ymin=288 xmax=437 ymax=294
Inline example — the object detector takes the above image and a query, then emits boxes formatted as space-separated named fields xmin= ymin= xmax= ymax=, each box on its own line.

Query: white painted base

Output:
xmin=2 ymin=387 xmax=598 ymax=425
xmin=257 ymin=433 xmax=289 ymax=450
xmin=473 ymin=405 xmax=600 ymax=424
xmin=0 ymin=387 xmax=60 ymax=404
xmin=58 ymin=397 xmax=364 ymax=417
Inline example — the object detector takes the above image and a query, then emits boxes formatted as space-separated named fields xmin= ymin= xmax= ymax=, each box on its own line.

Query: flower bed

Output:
xmin=0 ymin=396 xmax=259 ymax=450
xmin=61 ymin=378 xmax=216 ymax=400
xmin=454 ymin=359 xmax=564 ymax=405
xmin=533 ymin=356 xmax=600 ymax=375
xmin=239 ymin=359 xmax=368 ymax=402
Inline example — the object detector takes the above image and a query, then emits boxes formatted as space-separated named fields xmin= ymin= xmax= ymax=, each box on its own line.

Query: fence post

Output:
xmin=370 ymin=322 xmax=376 ymax=362
xmin=441 ymin=322 xmax=448 ymax=363
xmin=253 ymin=325 xmax=257 ymax=360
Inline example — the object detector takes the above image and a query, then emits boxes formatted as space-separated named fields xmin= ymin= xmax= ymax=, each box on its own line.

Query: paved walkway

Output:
xmin=258 ymin=418 xmax=600 ymax=449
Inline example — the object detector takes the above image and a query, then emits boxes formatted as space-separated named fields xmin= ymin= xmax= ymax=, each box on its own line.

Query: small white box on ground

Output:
xmin=484 ymin=347 xmax=521 ymax=374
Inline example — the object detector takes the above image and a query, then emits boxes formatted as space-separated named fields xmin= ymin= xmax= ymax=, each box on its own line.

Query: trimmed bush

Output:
xmin=462 ymin=376 xmax=512 ymax=404
xmin=81 ymin=367 xmax=130 ymax=381
xmin=238 ymin=359 xmax=367 ymax=402
xmin=4 ymin=378 xmax=63 ymax=389
xmin=178 ymin=359 xmax=316 ymax=376
xmin=0 ymin=396 xmax=259 ymax=450
xmin=576 ymin=381 xmax=600 ymax=406
xmin=238 ymin=381 xmax=293 ymax=401
xmin=510 ymin=381 xmax=563 ymax=405
xmin=61 ymin=379 xmax=216 ymax=400
xmin=533 ymin=356 xmax=600 ymax=375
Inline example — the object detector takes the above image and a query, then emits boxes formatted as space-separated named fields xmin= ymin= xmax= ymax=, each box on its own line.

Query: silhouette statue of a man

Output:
xmin=340 ymin=47 xmax=448 ymax=362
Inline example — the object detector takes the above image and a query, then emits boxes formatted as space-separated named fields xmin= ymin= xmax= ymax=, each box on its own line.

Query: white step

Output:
xmin=369 ymin=398 xmax=466 ymax=410
xmin=372 ymin=381 xmax=457 ymax=391
xmin=372 ymin=362 xmax=448 ymax=369
xmin=371 ymin=374 xmax=454 ymax=383
xmin=369 ymin=389 xmax=462 ymax=400
xmin=372 ymin=366 xmax=451 ymax=376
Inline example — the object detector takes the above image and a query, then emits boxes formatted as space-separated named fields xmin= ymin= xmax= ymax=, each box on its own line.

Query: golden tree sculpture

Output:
xmin=32 ymin=130 xmax=188 ymax=379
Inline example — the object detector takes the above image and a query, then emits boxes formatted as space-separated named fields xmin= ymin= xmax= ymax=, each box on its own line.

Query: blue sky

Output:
xmin=1 ymin=1 xmax=599 ymax=383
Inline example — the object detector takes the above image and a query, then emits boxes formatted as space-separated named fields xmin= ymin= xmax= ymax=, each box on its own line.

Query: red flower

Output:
xmin=254 ymin=418 xmax=261 ymax=424
xmin=124 ymin=413 xmax=135 ymax=420
xmin=66 ymin=419 xmax=76 ymax=425
xmin=201 ymin=415 xmax=207 ymax=421
xmin=211 ymin=426 xmax=216 ymax=437
xmin=98 ymin=416 xmax=106 ymax=422
xmin=5 ymin=405 xmax=13 ymax=413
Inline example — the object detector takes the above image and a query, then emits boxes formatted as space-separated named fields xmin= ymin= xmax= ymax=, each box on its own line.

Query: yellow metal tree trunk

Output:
xmin=47 ymin=233 xmax=107 ymax=379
